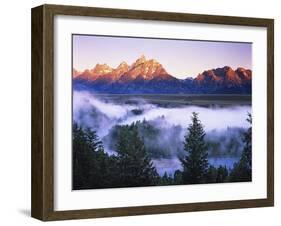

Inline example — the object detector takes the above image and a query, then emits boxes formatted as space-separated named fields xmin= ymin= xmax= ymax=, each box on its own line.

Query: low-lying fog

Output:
xmin=73 ymin=91 xmax=251 ymax=176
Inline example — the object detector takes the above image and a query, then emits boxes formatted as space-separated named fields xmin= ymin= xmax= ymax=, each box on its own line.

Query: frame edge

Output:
xmin=31 ymin=5 xmax=44 ymax=220
xmin=266 ymin=19 xmax=274 ymax=207
xmin=31 ymin=4 xmax=55 ymax=221
xmin=42 ymin=3 xmax=273 ymax=26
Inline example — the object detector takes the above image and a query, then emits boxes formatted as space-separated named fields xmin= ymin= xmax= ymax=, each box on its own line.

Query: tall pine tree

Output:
xmin=116 ymin=124 xmax=159 ymax=187
xmin=73 ymin=123 xmax=103 ymax=189
xmin=180 ymin=112 xmax=209 ymax=184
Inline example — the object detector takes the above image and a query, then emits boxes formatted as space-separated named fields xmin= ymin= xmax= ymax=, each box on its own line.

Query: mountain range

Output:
xmin=73 ymin=55 xmax=252 ymax=94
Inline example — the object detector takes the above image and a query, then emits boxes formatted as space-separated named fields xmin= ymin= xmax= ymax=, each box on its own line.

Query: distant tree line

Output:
xmin=73 ymin=113 xmax=252 ymax=189
xmin=105 ymin=118 xmax=183 ymax=159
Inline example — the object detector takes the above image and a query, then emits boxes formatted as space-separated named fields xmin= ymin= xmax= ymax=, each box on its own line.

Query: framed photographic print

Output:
xmin=31 ymin=4 xmax=274 ymax=221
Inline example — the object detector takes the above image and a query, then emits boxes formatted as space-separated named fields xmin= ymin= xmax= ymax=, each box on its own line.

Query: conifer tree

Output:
xmin=72 ymin=123 xmax=112 ymax=189
xmin=116 ymin=124 xmax=158 ymax=187
xmin=180 ymin=112 xmax=209 ymax=184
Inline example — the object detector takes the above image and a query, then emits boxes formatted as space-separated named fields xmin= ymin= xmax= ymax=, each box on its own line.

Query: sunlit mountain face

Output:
xmin=73 ymin=55 xmax=252 ymax=94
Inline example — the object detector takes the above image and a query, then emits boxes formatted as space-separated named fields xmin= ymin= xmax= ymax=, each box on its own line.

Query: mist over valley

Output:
xmin=73 ymin=91 xmax=251 ymax=176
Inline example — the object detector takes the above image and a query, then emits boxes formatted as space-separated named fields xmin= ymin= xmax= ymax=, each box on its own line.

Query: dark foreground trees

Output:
xmin=73 ymin=122 xmax=158 ymax=189
xmin=179 ymin=112 xmax=252 ymax=184
xmin=206 ymin=165 xmax=229 ymax=183
xmin=73 ymin=123 xmax=119 ymax=189
xmin=72 ymin=112 xmax=252 ymax=189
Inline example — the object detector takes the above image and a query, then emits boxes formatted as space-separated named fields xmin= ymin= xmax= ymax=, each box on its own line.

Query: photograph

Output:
xmin=72 ymin=34 xmax=252 ymax=190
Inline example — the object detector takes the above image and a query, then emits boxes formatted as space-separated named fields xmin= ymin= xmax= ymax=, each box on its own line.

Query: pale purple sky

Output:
xmin=73 ymin=34 xmax=252 ymax=79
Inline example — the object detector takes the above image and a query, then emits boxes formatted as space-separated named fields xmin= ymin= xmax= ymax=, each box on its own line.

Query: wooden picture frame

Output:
xmin=31 ymin=4 xmax=274 ymax=221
